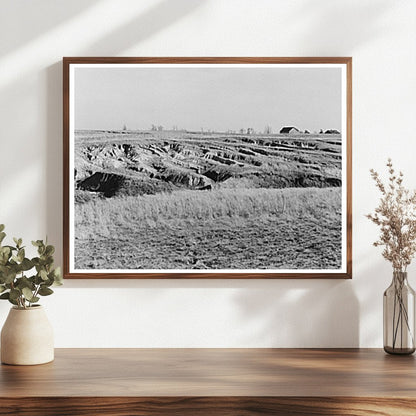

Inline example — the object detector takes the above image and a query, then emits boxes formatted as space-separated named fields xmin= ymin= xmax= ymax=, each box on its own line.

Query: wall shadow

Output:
xmin=0 ymin=0 xmax=101 ymax=56
xmin=233 ymin=279 xmax=359 ymax=347
xmin=82 ymin=0 xmax=206 ymax=55
xmin=46 ymin=62 xmax=63 ymax=263
xmin=289 ymin=0 xmax=393 ymax=52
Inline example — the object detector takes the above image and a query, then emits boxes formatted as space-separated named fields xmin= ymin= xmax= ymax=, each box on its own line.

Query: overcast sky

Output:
xmin=74 ymin=65 xmax=342 ymax=133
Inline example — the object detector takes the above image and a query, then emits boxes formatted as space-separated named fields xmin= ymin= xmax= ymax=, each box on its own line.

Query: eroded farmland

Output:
xmin=74 ymin=130 xmax=343 ymax=270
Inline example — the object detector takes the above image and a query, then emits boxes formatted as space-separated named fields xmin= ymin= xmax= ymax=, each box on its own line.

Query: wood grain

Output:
xmin=63 ymin=57 xmax=352 ymax=279
xmin=1 ymin=349 xmax=415 ymax=415
xmin=3 ymin=348 xmax=414 ymax=397
xmin=1 ymin=397 xmax=416 ymax=416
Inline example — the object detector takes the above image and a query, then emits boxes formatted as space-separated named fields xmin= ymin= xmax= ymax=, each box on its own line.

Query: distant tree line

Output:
xmin=146 ymin=124 xmax=339 ymax=135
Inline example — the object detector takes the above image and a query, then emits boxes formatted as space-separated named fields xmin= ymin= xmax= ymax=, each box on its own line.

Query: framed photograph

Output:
xmin=63 ymin=57 xmax=352 ymax=279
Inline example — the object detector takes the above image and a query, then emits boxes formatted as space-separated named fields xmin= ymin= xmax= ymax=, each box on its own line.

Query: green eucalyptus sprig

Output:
xmin=0 ymin=224 xmax=62 ymax=309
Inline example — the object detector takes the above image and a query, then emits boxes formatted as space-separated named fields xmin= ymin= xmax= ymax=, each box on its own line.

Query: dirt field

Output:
xmin=74 ymin=187 xmax=342 ymax=270
xmin=73 ymin=130 xmax=343 ymax=270
xmin=74 ymin=129 xmax=342 ymax=197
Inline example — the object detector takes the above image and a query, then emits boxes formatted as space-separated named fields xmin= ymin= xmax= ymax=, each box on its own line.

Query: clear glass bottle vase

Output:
xmin=383 ymin=271 xmax=416 ymax=355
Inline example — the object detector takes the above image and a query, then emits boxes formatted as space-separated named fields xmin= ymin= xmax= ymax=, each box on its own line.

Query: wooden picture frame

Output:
xmin=63 ymin=57 xmax=352 ymax=279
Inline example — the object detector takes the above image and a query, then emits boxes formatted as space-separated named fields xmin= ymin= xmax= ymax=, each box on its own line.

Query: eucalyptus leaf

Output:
xmin=9 ymin=264 xmax=20 ymax=275
xmin=43 ymin=276 xmax=54 ymax=287
xmin=38 ymin=255 xmax=54 ymax=266
xmin=34 ymin=275 xmax=43 ymax=285
xmin=17 ymin=248 xmax=25 ymax=263
xmin=0 ymin=246 xmax=10 ymax=255
xmin=3 ymin=272 xmax=16 ymax=284
xmin=22 ymin=287 xmax=34 ymax=301
xmin=17 ymin=276 xmax=35 ymax=290
xmin=0 ymin=228 xmax=61 ymax=307
xmin=8 ymin=297 xmax=18 ymax=306
xmin=38 ymin=287 xmax=53 ymax=296
xmin=0 ymin=250 xmax=9 ymax=265
xmin=9 ymin=288 xmax=21 ymax=301
xmin=51 ymin=266 xmax=61 ymax=279
xmin=53 ymin=267 xmax=63 ymax=285
xmin=21 ymin=258 xmax=34 ymax=271
xmin=22 ymin=290 xmax=39 ymax=303
xmin=45 ymin=245 xmax=55 ymax=256
xmin=39 ymin=269 xmax=48 ymax=281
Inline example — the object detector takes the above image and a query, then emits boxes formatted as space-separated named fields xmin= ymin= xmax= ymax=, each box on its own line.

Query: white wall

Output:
xmin=1 ymin=0 xmax=415 ymax=347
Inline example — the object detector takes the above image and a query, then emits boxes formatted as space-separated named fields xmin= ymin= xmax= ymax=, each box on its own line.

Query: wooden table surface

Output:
xmin=1 ymin=348 xmax=415 ymax=415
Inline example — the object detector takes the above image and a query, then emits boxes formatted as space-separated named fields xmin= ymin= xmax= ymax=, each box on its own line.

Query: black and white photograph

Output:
xmin=64 ymin=58 xmax=352 ymax=278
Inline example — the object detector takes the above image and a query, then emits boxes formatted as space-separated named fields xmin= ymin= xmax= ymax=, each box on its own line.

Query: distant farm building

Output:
xmin=280 ymin=126 xmax=300 ymax=134
xmin=325 ymin=129 xmax=340 ymax=134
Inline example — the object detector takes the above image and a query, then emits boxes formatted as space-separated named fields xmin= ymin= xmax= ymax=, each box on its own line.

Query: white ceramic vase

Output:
xmin=1 ymin=305 xmax=54 ymax=365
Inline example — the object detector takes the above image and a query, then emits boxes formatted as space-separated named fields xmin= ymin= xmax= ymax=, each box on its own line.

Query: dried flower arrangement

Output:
xmin=367 ymin=159 xmax=416 ymax=272
xmin=367 ymin=159 xmax=416 ymax=354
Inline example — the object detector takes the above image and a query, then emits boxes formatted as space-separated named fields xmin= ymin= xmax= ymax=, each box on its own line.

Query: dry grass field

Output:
xmin=74 ymin=187 xmax=341 ymax=270
xmin=73 ymin=130 xmax=343 ymax=270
